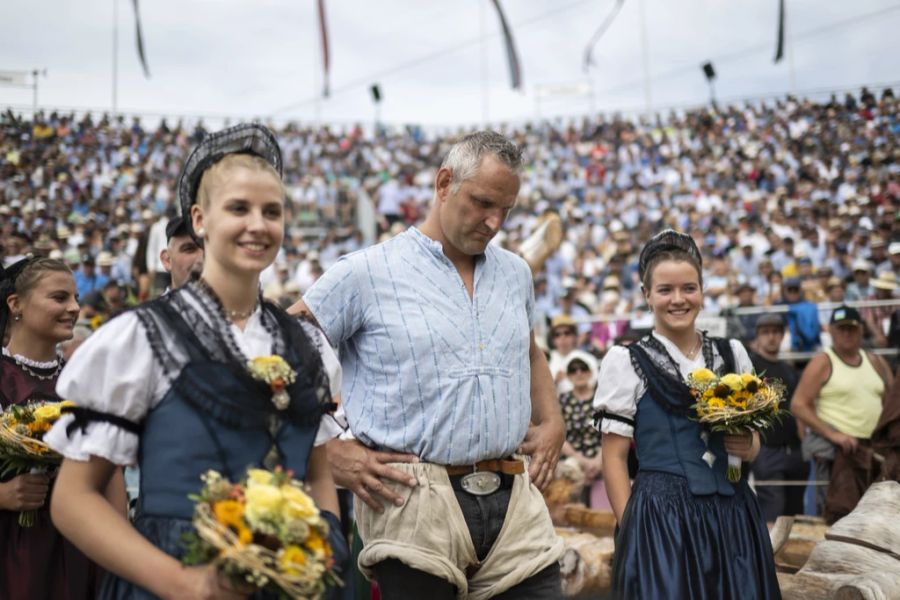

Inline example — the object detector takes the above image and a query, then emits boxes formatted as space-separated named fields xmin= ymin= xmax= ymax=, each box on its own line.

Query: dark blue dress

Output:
xmin=611 ymin=338 xmax=781 ymax=600
xmin=63 ymin=289 xmax=348 ymax=599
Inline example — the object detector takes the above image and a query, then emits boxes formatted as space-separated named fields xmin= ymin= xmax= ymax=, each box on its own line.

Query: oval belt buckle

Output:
xmin=460 ymin=470 xmax=501 ymax=496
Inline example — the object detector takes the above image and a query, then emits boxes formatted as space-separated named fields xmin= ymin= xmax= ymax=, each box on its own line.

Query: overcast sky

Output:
xmin=2 ymin=0 xmax=899 ymax=127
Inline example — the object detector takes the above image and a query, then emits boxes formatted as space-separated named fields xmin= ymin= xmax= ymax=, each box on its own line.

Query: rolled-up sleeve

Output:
xmin=303 ymin=255 xmax=365 ymax=346
xmin=45 ymin=313 xmax=157 ymax=466
xmin=592 ymin=346 xmax=642 ymax=438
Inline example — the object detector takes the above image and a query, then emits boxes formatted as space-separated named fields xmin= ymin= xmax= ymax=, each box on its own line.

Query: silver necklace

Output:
xmin=684 ymin=332 xmax=702 ymax=360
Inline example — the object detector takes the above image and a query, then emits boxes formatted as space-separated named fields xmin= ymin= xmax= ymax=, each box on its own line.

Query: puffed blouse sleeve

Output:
xmin=730 ymin=338 xmax=754 ymax=374
xmin=45 ymin=312 xmax=160 ymax=466
xmin=312 ymin=325 xmax=347 ymax=445
xmin=592 ymin=345 xmax=643 ymax=438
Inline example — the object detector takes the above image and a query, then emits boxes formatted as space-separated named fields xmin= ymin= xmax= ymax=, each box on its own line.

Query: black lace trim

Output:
xmin=625 ymin=333 xmax=738 ymax=418
xmin=62 ymin=406 xmax=142 ymax=437
xmin=133 ymin=284 xmax=333 ymax=429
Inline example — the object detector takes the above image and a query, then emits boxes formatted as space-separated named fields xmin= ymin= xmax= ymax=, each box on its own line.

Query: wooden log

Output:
xmin=825 ymin=480 xmax=900 ymax=558
xmin=563 ymin=505 xmax=617 ymax=538
xmin=555 ymin=529 xmax=614 ymax=597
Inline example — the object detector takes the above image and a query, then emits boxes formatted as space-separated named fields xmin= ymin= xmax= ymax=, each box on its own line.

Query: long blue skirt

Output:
xmin=613 ymin=471 xmax=781 ymax=600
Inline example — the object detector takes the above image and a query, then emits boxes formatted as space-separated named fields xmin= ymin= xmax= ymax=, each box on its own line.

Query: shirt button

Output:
xmin=479 ymin=343 xmax=486 ymax=350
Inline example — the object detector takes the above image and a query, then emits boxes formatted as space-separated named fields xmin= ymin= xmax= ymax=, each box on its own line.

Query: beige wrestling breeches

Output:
xmin=355 ymin=462 xmax=564 ymax=600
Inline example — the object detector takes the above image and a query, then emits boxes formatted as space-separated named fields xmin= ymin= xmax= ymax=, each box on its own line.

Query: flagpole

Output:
xmin=786 ymin=0 xmax=796 ymax=93
xmin=637 ymin=0 xmax=653 ymax=116
xmin=480 ymin=0 xmax=490 ymax=126
xmin=112 ymin=0 xmax=119 ymax=116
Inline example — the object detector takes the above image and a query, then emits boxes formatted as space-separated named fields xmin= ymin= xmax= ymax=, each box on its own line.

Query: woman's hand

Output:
xmin=0 ymin=472 xmax=50 ymax=511
xmin=724 ymin=431 xmax=760 ymax=462
xmin=167 ymin=565 xmax=249 ymax=600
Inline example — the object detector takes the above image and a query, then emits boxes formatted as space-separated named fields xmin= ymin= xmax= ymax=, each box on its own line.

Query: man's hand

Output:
xmin=326 ymin=439 xmax=419 ymax=513
xmin=828 ymin=430 xmax=859 ymax=454
xmin=518 ymin=418 xmax=566 ymax=491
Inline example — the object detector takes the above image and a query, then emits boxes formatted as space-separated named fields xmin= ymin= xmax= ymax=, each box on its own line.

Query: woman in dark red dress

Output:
xmin=0 ymin=256 xmax=109 ymax=600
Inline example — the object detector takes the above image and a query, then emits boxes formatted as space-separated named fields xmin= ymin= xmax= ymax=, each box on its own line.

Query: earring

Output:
xmin=197 ymin=227 xmax=206 ymax=236
xmin=14 ymin=314 xmax=21 ymax=321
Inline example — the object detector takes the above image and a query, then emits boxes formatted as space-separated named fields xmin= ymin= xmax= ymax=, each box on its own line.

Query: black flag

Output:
xmin=774 ymin=0 xmax=785 ymax=63
xmin=583 ymin=0 xmax=625 ymax=73
xmin=131 ymin=0 xmax=150 ymax=77
xmin=490 ymin=0 xmax=522 ymax=90
xmin=318 ymin=0 xmax=330 ymax=97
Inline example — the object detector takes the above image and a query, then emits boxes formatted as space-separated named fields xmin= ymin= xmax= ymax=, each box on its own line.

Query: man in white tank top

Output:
xmin=792 ymin=306 xmax=893 ymax=522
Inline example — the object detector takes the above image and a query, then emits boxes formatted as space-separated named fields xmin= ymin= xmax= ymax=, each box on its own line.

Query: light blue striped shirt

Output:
xmin=304 ymin=227 xmax=535 ymax=465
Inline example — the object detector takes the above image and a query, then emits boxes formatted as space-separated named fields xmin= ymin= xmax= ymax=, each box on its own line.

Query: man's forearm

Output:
xmin=529 ymin=340 xmax=563 ymax=426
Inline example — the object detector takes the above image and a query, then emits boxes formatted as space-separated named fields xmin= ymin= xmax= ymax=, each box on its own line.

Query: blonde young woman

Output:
xmin=46 ymin=125 xmax=347 ymax=599
xmin=594 ymin=230 xmax=779 ymax=599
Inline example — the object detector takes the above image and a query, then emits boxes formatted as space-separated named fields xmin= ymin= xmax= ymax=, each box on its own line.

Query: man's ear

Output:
xmin=160 ymin=248 xmax=171 ymax=271
xmin=435 ymin=167 xmax=453 ymax=203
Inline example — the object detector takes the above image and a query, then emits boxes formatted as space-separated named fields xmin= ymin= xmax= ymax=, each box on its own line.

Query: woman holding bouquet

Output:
xmin=594 ymin=230 xmax=780 ymax=599
xmin=0 ymin=256 xmax=109 ymax=599
xmin=46 ymin=124 xmax=347 ymax=599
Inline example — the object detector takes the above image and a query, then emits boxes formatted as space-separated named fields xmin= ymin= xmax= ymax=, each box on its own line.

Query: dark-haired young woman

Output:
xmin=594 ymin=230 xmax=780 ymax=599
xmin=0 ymin=257 xmax=112 ymax=599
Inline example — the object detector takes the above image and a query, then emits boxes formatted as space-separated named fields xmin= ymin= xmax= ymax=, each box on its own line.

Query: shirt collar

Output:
xmin=408 ymin=226 xmax=490 ymax=265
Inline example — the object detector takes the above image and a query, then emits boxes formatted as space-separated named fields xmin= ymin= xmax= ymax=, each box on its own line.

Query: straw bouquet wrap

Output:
xmin=0 ymin=400 xmax=74 ymax=526
xmin=183 ymin=468 xmax=341 ymax=599
xmin=686 ymin=369 xmax=785 ymax=482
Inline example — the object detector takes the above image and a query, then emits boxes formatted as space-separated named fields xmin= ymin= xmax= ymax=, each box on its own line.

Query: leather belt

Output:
xmin=444 ymin=458 xmax=525 ymax=477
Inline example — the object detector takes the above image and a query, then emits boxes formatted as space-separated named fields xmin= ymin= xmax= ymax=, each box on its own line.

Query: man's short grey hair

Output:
xmin=440 ymin=131 xmax=523 ymax=192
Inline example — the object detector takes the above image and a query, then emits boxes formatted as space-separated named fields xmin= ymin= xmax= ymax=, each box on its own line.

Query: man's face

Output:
xmin=436 ymin=154 xmax=519 ymax=256
xmin=755 ymin=325 xmax=784 ymax=356
xmin=831 ymin=322 xmax=863 ymax=354
xmin=162 ymin=234 xmax=204 ymax=289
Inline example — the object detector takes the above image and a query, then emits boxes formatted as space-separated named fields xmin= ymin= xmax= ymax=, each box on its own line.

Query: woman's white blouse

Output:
xmin=45 ymin=308 xmax=343 ymax=466
xmin=592 ymin=332 xmax=753 ymax=439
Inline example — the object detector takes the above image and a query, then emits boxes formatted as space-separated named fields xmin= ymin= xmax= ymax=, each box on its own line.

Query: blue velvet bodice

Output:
xmin=138 ymin=361 xmax=319 ymax=519
xmin=633 ymin=389 xmax=736 ymax=496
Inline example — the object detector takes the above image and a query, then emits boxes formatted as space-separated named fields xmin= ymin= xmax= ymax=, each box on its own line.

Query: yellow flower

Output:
xmin=707 ymin=398 xmax=726 ymax=411
xmin=720 ymin=373 xmax=744 ymax=392
xmin=33 ymin=403 xmax=62 ymax=422
xmin=690 ymin=368 xmax=717 ymax=383
xmin=244 ymin=483 xmax=284 ymax=525
xmin=282 ymin=485 xmax=319 ymax=521
xmin=280 ymin=545 xmax=307 ymax=575
xmin=246 ymin=468 xmax=273 ymax=487
xmin=27 ymin=420 xmax=51 ymax=435
xmin=212 ymin=499 xmax=244 ymax=528
xmin=235 ymin=522 xmax=253 ymax=546
xmin=305 ymin=529 xmax=330 ymax=558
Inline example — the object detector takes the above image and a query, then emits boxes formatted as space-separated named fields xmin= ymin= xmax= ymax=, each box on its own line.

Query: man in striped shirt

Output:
xmin=296 ymin=131 xmax=565 ymax=599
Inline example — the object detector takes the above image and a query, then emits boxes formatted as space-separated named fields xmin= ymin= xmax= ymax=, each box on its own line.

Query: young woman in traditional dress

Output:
xmin=0 ymin=257 xmax=116 ymax=599
xmin=594 ymin=230 xmax=780 ymax=599
xmin=46 ymin=124 xmax=347 ymax=598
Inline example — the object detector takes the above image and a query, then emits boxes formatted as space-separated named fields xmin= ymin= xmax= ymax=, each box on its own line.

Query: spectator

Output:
xmin=748 ymin=314 xmax=807 ymax=524
xmin=846 ymin=260 xmax=875 ymax=301
xmin=791 ymin=306 xmax=893 ymax=522
xmin=548 ymin=314 xmax=580 ymax=393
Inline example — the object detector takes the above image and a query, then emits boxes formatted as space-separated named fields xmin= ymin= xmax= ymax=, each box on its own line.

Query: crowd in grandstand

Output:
xmin=2 ymin=87 xmax=899 ymax=355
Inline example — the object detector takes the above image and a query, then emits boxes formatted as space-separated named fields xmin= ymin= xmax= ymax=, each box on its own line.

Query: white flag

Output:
xmin=0 ymin=70 xmax=29 ymax=86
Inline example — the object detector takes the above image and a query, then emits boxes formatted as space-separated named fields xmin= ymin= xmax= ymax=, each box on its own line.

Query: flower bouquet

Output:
xmin=686 ymin=369 xmax=785 ymax=482
xmin=0 ymin=400 xmax=74 ymax=526
xmin=183 ymin=468 xmax=341 ymax=599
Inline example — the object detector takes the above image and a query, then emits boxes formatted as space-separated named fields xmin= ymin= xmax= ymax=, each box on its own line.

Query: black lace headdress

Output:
xmin=0 ymin=256 xmax=36 ymax=339
xmin=637 ymin=229 xmax=703 ymax=284
xmin=177 ymin=123 xmax=283 ymax=241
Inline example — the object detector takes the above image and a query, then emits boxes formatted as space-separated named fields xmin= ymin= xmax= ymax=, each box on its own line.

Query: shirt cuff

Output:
xmin=598 ymin=418 xmax=634 ymax=439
